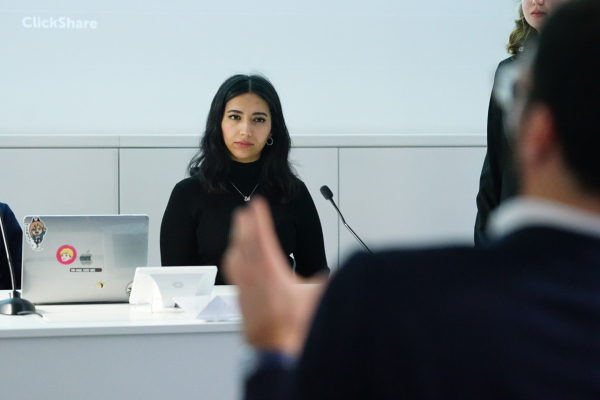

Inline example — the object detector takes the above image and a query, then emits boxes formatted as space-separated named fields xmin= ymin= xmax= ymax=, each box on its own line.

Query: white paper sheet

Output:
xmin=173 ymin=295 xmax=241 ymax=322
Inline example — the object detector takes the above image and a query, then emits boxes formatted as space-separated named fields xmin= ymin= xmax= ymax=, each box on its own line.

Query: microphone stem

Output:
xmin=328 ymin=200 xmax=373 ymax=255
xmin=343 ymin=223 xmax=373 ymax=255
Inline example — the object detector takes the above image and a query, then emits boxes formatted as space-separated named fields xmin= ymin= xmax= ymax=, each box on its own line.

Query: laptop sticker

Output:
xmin=25 ymin=217 xmax=47 ymax=251
xmin=56 ymin=245 xmax=77 ymax=265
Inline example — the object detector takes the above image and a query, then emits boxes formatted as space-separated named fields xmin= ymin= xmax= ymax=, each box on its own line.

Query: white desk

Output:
xmin=0 ymin=287 xmax=244 ymax=400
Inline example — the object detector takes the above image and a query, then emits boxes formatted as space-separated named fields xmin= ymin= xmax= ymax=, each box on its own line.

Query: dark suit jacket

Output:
xmin=246 ymin=226 xmax=600 ymax=399
xmin=0 ymin=202 xmax=22 ymax=290
xmin=474 ymin=57 xmax=518 ymax=246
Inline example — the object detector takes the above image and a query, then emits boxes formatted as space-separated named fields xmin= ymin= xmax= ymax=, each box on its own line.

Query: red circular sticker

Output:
xmin=56 ymin=245 xmax=77 ymax=265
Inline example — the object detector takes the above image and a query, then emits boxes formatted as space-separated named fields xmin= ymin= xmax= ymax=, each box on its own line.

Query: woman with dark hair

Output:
xmin=474 ymin=0 xmax=568 ymax=245
xmin=160 ymin=74 xmax=329 ymax=284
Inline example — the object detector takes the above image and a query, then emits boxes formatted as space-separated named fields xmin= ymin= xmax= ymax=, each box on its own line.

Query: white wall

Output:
xmin=0 ymin=148 xmax=119 ymax=219
xmin=0 ymin=135 xmax=486 ymax=270
xmin=338 ymin=147 xmax=485 ymax=262
xmin=119 ymin=148 xmax=197 ymax=266
xmin=0 ymin=1 xmax=516 ymax=137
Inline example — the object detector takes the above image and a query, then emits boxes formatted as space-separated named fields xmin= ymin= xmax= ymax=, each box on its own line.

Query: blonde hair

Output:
xmin=29 ymin=221 xmax=44 ymax=235
xmin=507 ymin=5 xmax=538 ymax=57
xmin=60 ymin=248 xmax=74 ymax=257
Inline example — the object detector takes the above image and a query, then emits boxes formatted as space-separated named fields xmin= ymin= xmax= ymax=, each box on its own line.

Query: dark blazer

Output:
xmin=0 ymin=202 xmax=22 ymax=290
xmin=474 ymin=57 xmax=518 ymax=246
xmin=246 ymin=226 xmax=600 ymax=399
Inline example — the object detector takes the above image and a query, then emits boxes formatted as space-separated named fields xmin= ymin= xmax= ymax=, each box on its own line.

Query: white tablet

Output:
xmin=129 ymin=266 xmax=217 ymax=310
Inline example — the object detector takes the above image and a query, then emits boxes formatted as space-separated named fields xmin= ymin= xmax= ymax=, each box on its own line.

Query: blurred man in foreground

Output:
xmin=224 ymin=0 xmax=600 ymax=398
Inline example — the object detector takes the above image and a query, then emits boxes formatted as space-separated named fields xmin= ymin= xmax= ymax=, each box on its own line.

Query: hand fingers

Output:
xmin=224 ymin=196 xmax=293 ymax=286
xmin=252 ymin=197 xmax=297 ymax=283
xmin=222 ymin=203 xmax=257 ymax=286
xmin=249 ymin=196 xmax=277 ymax=249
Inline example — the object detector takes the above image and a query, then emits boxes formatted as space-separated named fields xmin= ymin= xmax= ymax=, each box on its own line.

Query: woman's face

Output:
xmin=522 ymin=0 xmax=569 ymax=31
xmin=221 ymin=93 xmax=272 ymax=163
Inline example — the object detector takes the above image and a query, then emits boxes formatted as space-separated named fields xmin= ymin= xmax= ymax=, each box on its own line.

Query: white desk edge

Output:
xmin=0 ymin=286 xmax=242 ymax=339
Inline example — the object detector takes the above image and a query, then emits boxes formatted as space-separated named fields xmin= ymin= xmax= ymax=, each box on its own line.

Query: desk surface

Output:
xmin=0 ymin=286 xmax=242 ymax=338
xmin=0 ymin=286 xmax=244 ymax=400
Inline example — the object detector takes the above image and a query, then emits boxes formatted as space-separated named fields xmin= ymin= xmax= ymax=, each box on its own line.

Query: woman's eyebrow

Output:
xmin=226 ymin=110 xmax=268 ymax=116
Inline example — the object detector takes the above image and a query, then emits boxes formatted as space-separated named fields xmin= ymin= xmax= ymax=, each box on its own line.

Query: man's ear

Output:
xmin=518 ymin=104 xmax=559 ymax=169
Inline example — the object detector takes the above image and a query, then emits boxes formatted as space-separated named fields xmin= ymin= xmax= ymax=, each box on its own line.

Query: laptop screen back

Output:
xmin=21 ymin=215 xmax=149 ymax=304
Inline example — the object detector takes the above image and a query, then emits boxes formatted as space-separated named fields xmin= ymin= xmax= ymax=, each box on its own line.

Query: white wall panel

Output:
xmin=290 ymin=148 xmax=339 ymax=270
xmin=119 ymin=148 xmax=197 ymax=266
xmin=338 ymin=147 xmax=486 ymax=263
xmin=0 ymin=149 xmax=118 ymax=223
xmin=1 ymin=144 xmax=489 ymax=272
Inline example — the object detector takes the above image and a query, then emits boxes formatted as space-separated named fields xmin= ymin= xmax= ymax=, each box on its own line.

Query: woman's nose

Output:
xmin=239 ymin=120 xmax=252 ymax=136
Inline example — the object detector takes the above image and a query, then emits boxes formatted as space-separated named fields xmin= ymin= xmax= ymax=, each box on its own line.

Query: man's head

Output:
xmin=517 ymin=0 xmax=600 ymax=200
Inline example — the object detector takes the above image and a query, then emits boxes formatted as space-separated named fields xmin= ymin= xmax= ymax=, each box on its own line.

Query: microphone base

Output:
xmin=0 ymin=291 xmax=36 ymax=315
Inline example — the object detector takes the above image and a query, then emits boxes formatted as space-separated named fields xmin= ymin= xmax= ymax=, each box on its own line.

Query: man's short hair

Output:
xmin=528 ymin=0 xmax=600 ymax=193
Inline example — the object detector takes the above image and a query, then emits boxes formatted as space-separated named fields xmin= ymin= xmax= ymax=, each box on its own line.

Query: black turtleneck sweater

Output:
xmin=160 ymin=160 xmax=329 ymax=285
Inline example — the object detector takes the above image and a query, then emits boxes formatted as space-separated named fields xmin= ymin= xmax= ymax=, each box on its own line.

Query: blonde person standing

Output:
xmin=474 ymin=0 xmax=569 ymax=245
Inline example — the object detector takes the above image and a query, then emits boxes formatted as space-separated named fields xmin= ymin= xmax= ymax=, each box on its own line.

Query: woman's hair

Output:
xmin=188 ymin=74 xmax=299 ymax=202
xmin=507 ymin=5 xmax=539 ymax=57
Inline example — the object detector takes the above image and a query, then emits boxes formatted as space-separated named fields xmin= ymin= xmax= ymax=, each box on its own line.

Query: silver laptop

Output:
xmin=21 ymin=215 xmax=149 ymax=304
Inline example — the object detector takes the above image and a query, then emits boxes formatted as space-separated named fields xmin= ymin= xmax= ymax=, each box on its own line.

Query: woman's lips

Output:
xmin=531 ymin=10 xmax=547 ymax=17
xmin=235 ymin=141 xmax=253 ymax=148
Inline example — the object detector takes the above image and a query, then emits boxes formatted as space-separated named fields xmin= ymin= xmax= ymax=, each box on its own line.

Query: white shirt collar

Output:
xmin=487 ymin=197 xmax=600 ymax=240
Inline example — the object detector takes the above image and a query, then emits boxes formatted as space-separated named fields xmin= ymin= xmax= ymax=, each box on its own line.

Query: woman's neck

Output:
xmin=228 ymin=158 xmax=264 ymax=181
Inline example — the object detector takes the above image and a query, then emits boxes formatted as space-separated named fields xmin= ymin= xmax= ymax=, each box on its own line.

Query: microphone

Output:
xmin=0 ymin=208 xmax=36 ymax=316
xmin=320 ymin=185 xmax=372 ymax=254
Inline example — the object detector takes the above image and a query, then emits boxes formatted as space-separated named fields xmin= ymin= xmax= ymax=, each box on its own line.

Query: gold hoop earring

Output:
xmin=266 ymin=137 xmax=274 ymax=146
